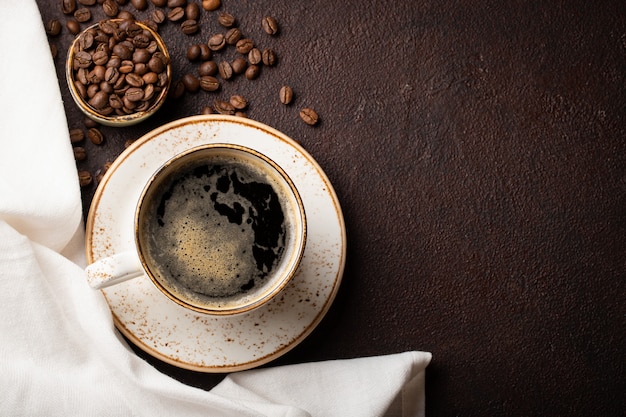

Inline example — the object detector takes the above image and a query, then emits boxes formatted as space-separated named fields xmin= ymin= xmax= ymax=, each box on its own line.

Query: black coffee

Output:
xmin=139 ymin=149 xmax=290 ymax=309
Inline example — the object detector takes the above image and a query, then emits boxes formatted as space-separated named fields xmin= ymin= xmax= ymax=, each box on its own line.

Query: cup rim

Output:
xmin=134 ymin=143 xmax=307 ymax=316
xmin=65 ymin=19 xmax=172 ymax=127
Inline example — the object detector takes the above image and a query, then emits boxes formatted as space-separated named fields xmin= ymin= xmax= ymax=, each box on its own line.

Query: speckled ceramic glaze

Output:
xmin=85 ymin=115 xmax=346 ymax=372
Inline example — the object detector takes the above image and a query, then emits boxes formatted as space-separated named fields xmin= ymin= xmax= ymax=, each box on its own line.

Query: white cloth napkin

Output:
xmin=0 ymin=1 xmax=431 ymax=416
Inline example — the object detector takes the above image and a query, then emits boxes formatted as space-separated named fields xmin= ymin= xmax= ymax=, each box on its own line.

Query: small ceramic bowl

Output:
xmin=66 ymin=19 xmax=171 ymax=127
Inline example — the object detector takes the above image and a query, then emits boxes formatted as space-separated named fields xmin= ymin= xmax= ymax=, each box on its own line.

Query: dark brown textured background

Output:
xmin=37 ymin=0 xmax=625 ymax=415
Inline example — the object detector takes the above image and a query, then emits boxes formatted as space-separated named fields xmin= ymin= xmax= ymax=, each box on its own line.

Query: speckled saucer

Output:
xmin=85 ymin=115 xmax=346 ymax=372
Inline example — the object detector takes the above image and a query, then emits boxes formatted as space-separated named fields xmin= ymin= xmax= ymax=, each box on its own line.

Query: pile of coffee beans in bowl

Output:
xmin=66 ymin=18 xmax=172 ymax=126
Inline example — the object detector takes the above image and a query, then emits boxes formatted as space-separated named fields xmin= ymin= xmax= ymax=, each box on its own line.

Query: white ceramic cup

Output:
xmin=86 ymin=143 xmax=306 ymax=315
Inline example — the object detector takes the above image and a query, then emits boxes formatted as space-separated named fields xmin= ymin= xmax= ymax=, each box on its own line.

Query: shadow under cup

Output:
xmin=136 ymin=144 xmax=306 ymax=315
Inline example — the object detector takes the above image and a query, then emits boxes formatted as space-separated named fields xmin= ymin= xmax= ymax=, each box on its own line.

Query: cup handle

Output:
xmin=85 ymin=251 xmax=144 ymax=290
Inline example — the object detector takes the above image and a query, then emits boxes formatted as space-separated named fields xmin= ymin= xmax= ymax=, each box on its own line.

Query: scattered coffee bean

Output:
xmin=198 ymin=60 xmax=217 ymax=76
xmin=244 ymin=64 xmax=260 ymax=80
xmin=235 ymin=111 xmax=246 ymax=117
xmin=218 ymin=60 xmax=233 ymax=80
xmin=102 ymin=0 xmax=119 ymax=17
xmin=69 ymin=128 xmax=85 ymax=143
xmin=83 ymin=116 xmax=99 ymax=128
xmin=169 ymin=79 xmax=185 ymax=98
xmin=50 ymin=43 xmax=58 ymax=58
xmin=185 ymin=2 xmax=200 ymax=20
xmin=199 ymin=75 xmax=219 ymax=91
xmin=151 ymin=0 xmax=167 ymax=6
xmin=261 ymin=16 xmax=278 ymax=35
xmin=187 ymin=44 xmax=201 ymax=61
xmin=235 ymin=38 xmax=253 ymax=54
xmin=130 ymin=0 xmax=148 ymax=10
xmin=168 ymin=0 xmax=186 ymax=7
xmin=62 ymin=0 xmax=77 ymax=15
xmin=78 ymin=170 xmax=93 ymax=187
xmin=200 ymin=106 xmax=214 ymax=114
xmin=231 ymin=57 xmax=247 ymax=74
xmin=279 ymin=85 xmax=293 ymax=104
xmin=46 ymin=19 xmax=62 ymax=36
xmin=229 ymin=94 xmax=247 ymax=110
xmin=208 ymin=33 xmax=226 ymax=51
xmin=198 ymin=43 xmax=211 ymax=60
xmin=247 ymin=48 xmax=261 ymax=65
xmin=88 ymin=127 xmax=104 ymax=144
xmin=217 ymin=12 xmax=235 ymax=27
xmin=181 ymin=19 xmax=199 ymax=35
xmin=299 ymin=107 xmax=319 ymax=125
xmin=152 ymin=9 xmax=166 ymax=24
xmin=118 ymin=10 xmax=135 ymax=20
xmin=182 ymin=73 xmax=200 ymax=92
xmin=73 ymin=146 xmax=87 ymax=161
xmin=262 ymin=48 xmax=277 ymax=66
xmin=201 ymin=0 xmax=220 ymax=11
xmin=66 ymin=19 xmax=81 ymax=35
xmin=213 ymin=99 xmax=235 ymax=115
xmin=167 ymin=7 xmax=185 ymax=22
xmin=78 ymin=0 xmax=96 ymax=5
xmin=225 ymin=27 xmax=242 ymax=45
xmin=74 ymin=7 xmax=91 ymax=22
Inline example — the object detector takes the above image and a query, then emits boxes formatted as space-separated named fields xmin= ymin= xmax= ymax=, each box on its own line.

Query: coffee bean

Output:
xmin=299 ymin=108 xmax=319 ymax=125
xmin=279 ymin=85 xmax=293 ymax=104
xmin=199 ymin=44 xmax=211 ymax=60
xmin=152 ymin=9 xmax=166 ymax=24
xmin=261 ymin=16 xmax=279 ymax=35
xmin=69 ymin=128 xmax=85 ymax=143
xmin=74 ymin=7 xmax=91 ymax=23
xmin=208 ymin=33 xmax=225 ymax=51
xmin=201 ymin=0 xmax=220 ymax=11
xmin=186 ymin=2 xmax=200 ymax=20
xmin=119 ymin=60 xmax=134 ymax=73
xmin=131 ymin=0 xmax=148 ymax=10
xmin=88 ymin=91 xmax=109 ymax=109
xmin=150 ymin=0 xmax=167 ymax=6
xmin=109 ymin=93 xmax=124 ymax=108
xmin=213 ymin=99 xmax=235 ymax=115
xmin=169 ymin=79 xmax=185 ymax=98
xmin=93 ymin=50 xmax=109 ymax=66
xmin=167 ymin=7 xmax=185 ymax=22
xmin=187 ymin=44 xmax=201 ymax=61
xmin=231 ymin=57 xmax=247 ymax=74
xmin=73 ymin=146 xmax=87 ymax=161
xmin=118 ymin=10 xmax=135 ymax=20
xmin=262 ymin=49 xmax=277 ymax=66
xmin=62 ymin=0 xmax=77 ymax=15
xmin=88 ymin=127 xmax=104 ymax=145
xmin=218 ymin=61 xmax=233 ymax=80
xmin=125 ymin=87 xmax=145 ymax=102
xmin=217 ymin=12 xmax=235 ymax=27
xmin=198 ymin=60 xmax=217 ymax=76
xmin=46 ymin=19 xmax=62 ymax=36
xmin=50 ymin=43 xmax=58 ymax=58
xmin=74 ymin=51 xmax=91 ymax=68
xmin=199 ymin=75 xmax=219 ymax=91
xmin=78 ymin=0 xmax=96 ymax=5
xmin=66 ymin=19 xmax=81 ymax=35
xmin=78 ymin=171 xmax=93 ymax=187
xmin=235 ymin=111 xmax=246 ymax=118
xmin=245 ymin=64 xmax=260 ymax=80
xmin=200 ymin=106 xmax=214 ymax=114
xmin=142 ymin=71 xmax=159 ymax=84
xmin=168 ymin=0 xmax=186 ymax=6
xmin=235 ymin=38 xmax=253 ymax=54
xmin=147 ymin=55 xmax=166 ymax=73
xmin=229 ymin=95 xmax=247 ymax=110
xmin=83 ymin=116 xmax=99 ymax=128
xmin=181 ymin=20 xmax=199 ymax=35
xmin=182 ymin=74 xmax=200 ymax=92
xmin=225 ymin=28 xmax=242 ymax=45
xmin=133 ymin=48 xmax=151 ymax=64
xmin=126 ymin=73 xmax=145 ymax=87
xmin=247 ymin=48 xmax=261 ymax=65
xmin=112 ymin=43 xmax=132 ymax=60
xmin=102 ymin=0 xmax=119 ymax=17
